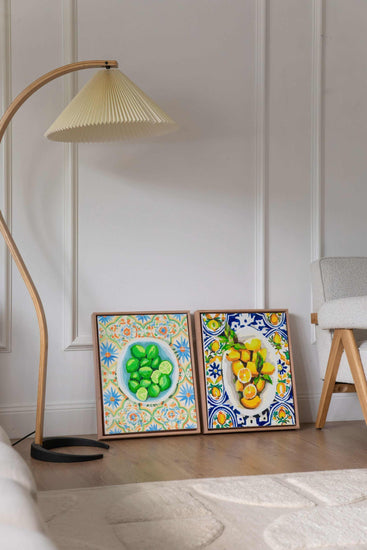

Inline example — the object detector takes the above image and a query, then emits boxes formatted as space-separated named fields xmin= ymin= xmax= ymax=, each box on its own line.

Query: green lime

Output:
xmin=146 ymin=344 xmax=159 ymax=360
xmin=136 ymin=387 xmax=148 ymax=401
xmin=126 ymin=358 xmax=139 ymax=373
xmin=159 ymin=374 xmax=171 ymax=391
xmin=151 ymin=357 xmax=160 ymax=369
xmin=131 ymin=344 xmax=146 ymax=359
xmin=139 ymin=379 xmax=151 ymax=388
xmin=130 ymin=372 xmax=141 ymax=382
xmin=148 ymin=384 xmax=161 ymax=398
xmin=159 ymin=360 xmax=173 ymax=375
xmin=139 ymin=366 xmax=153 ymax=380
xmin=128 ymin=380 xmax=140 ymax=393
xmin=151 ymin=370 xmax=162 ymax=384
xmin=140 ymin=358 xmax=151 ymax=368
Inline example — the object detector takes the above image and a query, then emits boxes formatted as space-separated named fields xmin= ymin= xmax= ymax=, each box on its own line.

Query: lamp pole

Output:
xmin=0 ymin=60 xmax=118 ymax=462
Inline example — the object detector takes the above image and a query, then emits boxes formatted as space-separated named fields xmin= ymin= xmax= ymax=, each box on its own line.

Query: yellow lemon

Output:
xmin=241 ymin=395 xmax=261 ymax=409
xmin=256 ymin=378 xmax=266 ymax=392
xmin=261 ymin=362 xmax=275 ymax=375
xmin=247 ymin=361 xmax=258 ymax=377
xmin=235 ymin=380 xmax=244 ymax=392
xmin=211 ymin=340 xmax=220 ymax=352
xmin=276 ymin=382 xmax=287 ymax=397
xmin=270 ymin=313 xmax=279 ymax=325
xmin=217 ymin=411 xmax=226 ymax=425
xmin=240 ymin=349 xmax=251 ymax=363
xmin=245 ymin=338 xmax=261 ymax=352
xmin=278 ymin=406 xmax=287 ymax=419
xmin=237 ymin=367 xmax=252 ymax=384
xmin=232 ymin=360 xmax=243 ymax=376
xmin=211 ymin=386 xmax=221 ymax=399
xmin=227 ymin=348 xmax=241 ymax=362
xmin=273 ymin=332 xmax=282 ymax=345
xmin=243 ymin=383 xmax=257 ymax=400
xmin=259 ymin=348 xmax=267 ymax=360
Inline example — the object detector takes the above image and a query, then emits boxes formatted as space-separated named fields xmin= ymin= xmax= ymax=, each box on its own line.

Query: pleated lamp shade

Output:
xmin=45 ymin=69 xmax=177 ymax=143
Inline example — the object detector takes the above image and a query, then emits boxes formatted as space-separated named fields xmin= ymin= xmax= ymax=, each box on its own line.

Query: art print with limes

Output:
xmin=195 ymin=310 xmax=299 ymax=433
xmin=93 ymin=312 xmax=200 ymax=439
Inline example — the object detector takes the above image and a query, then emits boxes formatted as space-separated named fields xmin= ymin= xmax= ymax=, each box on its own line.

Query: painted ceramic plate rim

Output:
xmin=117 ymin=337 xmax=179 ymax=405
xmin=222 ymin=328 xmax=278 ymax=417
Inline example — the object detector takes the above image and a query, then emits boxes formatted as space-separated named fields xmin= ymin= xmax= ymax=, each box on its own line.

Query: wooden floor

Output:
xmin=15 ymin=421 xmax=367 ymax=491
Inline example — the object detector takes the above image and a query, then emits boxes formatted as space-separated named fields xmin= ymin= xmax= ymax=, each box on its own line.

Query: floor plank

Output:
xmin=14 ymin=421 xmax=367 ymax=491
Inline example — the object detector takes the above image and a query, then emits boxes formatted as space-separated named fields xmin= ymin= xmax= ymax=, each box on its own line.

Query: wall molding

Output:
xmin=0 ymin=0 xmax=12 ymax=353
xmin=254 ymin=0 xmax=267 ymax=309
xmin=311 ymin=0 xmax=323 ymax=262
xmin=310 ymin=0 xmax=323 ymax=341
xmin=62 ymin=0 xmax=92 ymax=351
xmin=63 ymin=0 xmax=268 ymax=346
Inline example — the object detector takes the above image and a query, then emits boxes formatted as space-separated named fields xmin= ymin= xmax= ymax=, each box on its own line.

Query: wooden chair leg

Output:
xmin=341 ymin=329 xmax=367 ymax=425
xmin=315 ymin=329 xmax=344 ymax=429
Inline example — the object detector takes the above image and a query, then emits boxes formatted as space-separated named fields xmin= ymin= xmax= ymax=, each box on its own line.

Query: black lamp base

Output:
xmin=31 ymin=436 xmax=109 ymax=463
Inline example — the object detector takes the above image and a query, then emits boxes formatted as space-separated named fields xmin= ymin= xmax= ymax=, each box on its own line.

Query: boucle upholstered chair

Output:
xmin=311 ymin=257 xmax=367 ymax=428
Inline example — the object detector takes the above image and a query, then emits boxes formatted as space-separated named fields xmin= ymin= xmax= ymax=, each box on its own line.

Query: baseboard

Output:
xmin=297 ymin=392 xmax=364 ymax=423
xmin=0 ymin=401 xmax=97 ymax=439
xmin=0 ymin=393 xmax=363 ymax=439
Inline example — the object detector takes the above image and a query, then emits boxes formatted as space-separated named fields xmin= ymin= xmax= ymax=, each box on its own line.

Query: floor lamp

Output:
xmin=0 ymin=59 xmax=176 ymax=462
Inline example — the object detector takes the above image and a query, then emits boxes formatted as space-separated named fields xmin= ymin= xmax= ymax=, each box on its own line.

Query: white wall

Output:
xmin=0 ymin=0 xmax=366 ymax=438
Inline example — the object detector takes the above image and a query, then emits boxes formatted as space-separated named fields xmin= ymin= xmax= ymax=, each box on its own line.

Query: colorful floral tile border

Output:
xmin=94 ymin=312 xmax=200 ymax=438
xmin=197 ymin=311 xmax=299 ymax=432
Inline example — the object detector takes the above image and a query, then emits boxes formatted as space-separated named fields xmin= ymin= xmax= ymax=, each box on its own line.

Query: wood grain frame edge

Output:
xmin=91 ymin=313 xmax=104 ymax=440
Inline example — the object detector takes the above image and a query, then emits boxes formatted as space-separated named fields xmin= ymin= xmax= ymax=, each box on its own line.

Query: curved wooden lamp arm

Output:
xmin=0 ymin=212 xmax=47 ymax=445
xmin=0 ymin=59 xmax=118 ymax=446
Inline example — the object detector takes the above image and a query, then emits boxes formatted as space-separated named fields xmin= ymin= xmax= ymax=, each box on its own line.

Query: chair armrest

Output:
xmin=318 ymin=295 xmax=367 ymax=329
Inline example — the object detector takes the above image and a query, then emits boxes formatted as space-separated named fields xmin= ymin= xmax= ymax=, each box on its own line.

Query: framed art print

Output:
xmin=93 ymin=311 xmax=201 ymax=439
xmin=195 ymin=310 xmax=299 ymax=433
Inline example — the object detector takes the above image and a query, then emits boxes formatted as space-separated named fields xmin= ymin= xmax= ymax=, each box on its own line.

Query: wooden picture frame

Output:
xmin=92 ymin=311 xmax=201 ymax=439
xmin=195 ymin=310 xmax=299 ymax=433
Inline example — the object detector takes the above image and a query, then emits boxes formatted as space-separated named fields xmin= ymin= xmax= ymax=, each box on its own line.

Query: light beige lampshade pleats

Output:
xmin=45 ymin=69 xmax=177 ymax=143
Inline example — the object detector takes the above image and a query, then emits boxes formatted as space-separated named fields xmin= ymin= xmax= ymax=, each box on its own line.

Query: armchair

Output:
xmin=311 ymin=257 xmax=367 ymax=428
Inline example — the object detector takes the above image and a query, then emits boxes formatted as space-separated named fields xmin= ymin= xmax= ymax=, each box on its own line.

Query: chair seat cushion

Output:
xmin=318 ymin=295 xmax=367 ymax=329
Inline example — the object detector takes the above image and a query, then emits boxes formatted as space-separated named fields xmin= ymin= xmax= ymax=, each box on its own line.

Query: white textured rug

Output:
xmin=38 ymin=469 xmax=367 ymax=550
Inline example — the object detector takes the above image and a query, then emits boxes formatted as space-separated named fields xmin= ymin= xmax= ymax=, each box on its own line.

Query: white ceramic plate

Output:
xmin=222 ymin=328 xmax=278 ymax=417
xmin=117 ymin=337 xmax=179 ymax=405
